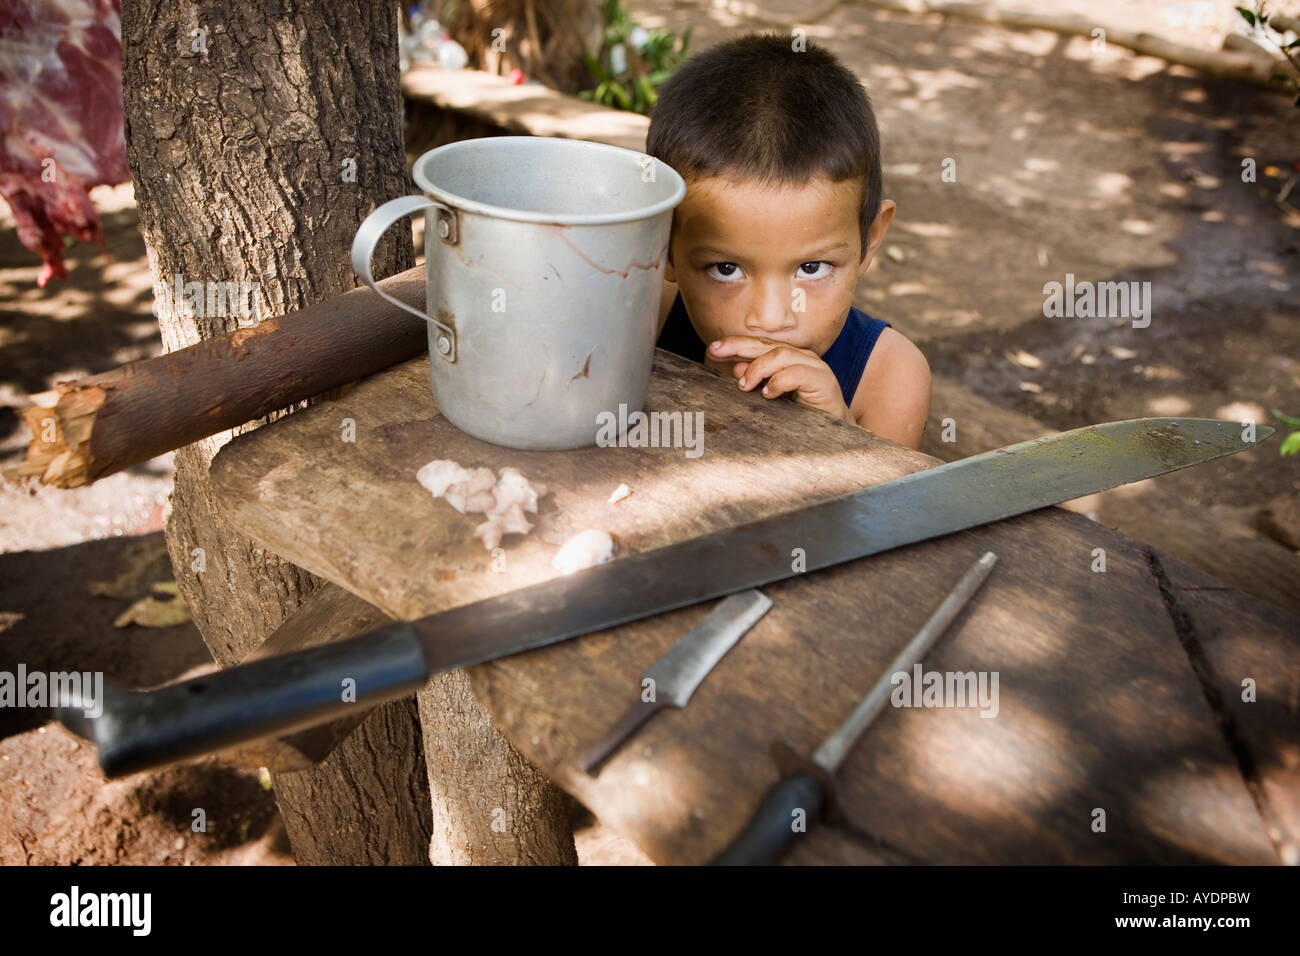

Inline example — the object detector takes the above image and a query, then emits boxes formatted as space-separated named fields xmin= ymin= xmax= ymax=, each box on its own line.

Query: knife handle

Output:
xmin=579 ymin=699 xmax=667 ymax=776
xmin=62 ymin=622 xmax=429 ymax=778
xmin=709 ymin=773 xmax=826 ymax=866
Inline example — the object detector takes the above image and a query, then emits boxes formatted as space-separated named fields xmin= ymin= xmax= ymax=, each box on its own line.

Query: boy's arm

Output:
xmin=850 ymin=328 xmax=931 ymax=451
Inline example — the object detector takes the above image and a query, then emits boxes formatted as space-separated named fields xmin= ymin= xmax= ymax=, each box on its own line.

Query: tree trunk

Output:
xmin=419 ymin=674 xmax=579 ymax=865
xmin=121 ymin=0 xmax=574 ymax=865
xmin=433 ymin=0 xmax=604 ymax=95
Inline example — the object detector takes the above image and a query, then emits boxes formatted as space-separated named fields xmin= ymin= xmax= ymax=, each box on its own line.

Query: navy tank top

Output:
xmin=655 ymin=291 xmax=891 ymax=407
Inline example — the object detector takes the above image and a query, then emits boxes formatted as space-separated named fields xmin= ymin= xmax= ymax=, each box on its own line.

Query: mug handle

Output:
xmin=352 ymin=195 xmax=459 ymax=362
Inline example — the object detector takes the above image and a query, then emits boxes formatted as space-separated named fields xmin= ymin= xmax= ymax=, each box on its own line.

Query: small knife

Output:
xmin=710 ymin=551 xmax=998 ymax=865
xmin=579 ymin=589 xmax=773 ymax=775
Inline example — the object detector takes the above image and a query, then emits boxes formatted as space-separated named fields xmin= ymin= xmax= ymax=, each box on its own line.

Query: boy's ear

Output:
xmin=858 ymin=200 xmax=896 ymax=277
xmin=664 ymin=248 xmax=676 ymax=284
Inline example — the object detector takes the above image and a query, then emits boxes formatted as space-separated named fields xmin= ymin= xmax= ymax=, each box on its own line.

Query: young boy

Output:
xmin=647 ymin=33 xmax=931 ymax=450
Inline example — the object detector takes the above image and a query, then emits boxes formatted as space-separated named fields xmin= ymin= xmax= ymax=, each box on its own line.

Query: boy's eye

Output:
xmin=705 ymin=261 xmax=832 ymax=282
xmin=706 ymin=262 xmax=744 ymax=282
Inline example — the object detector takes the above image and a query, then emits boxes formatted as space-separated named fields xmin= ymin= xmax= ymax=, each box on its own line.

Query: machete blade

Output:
xmin=77 ymin=417 xmax=1271 ymax=777
xmin=414 ymin=417 xmax=1267 ymax=672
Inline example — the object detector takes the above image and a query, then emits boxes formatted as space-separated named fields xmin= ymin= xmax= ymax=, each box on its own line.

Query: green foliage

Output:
xmin=1273 ymin=408 xmax=1300 ymax=456
xmin=1239 ymin=7 xmax=1300 ymax=465
xmin=1236 ymin=2 xmax=1300 ymax=105
xmin=577 ymin=0 xmax=691 ymax=116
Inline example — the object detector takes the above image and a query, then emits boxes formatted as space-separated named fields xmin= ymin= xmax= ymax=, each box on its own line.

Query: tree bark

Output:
xmin=121 ymin=0 xmax=574 ymax=865
xmin=122 ymin=0 xmax=415 ymax=663
xmin=418 ymin=674 xmax=579 ymax=865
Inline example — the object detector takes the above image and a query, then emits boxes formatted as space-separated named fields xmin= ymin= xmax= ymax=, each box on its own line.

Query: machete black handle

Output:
xmin=57 ymin=622 xmax=428 ymax=778
xmin=710 ymin=772 xmax=826 ymax=866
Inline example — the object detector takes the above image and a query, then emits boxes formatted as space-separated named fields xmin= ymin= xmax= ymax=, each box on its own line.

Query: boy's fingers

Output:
xmin=708 ymin=335 xmax=786 ymax=359
xmin=737 ymin=346 xmax=818 ymax=390
xmin=764 ymin=366 xmax=844 ymax=416
xmin=759 ymin=365 xmax=807 ymax=399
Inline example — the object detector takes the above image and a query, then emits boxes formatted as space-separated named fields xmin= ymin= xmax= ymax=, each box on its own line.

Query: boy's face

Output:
xmin=664 ymin=173 xmax=894 ymax=378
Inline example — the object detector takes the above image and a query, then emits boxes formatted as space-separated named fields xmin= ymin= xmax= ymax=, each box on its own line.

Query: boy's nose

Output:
xmin=744 ymin=282 xmax=797 ymax=334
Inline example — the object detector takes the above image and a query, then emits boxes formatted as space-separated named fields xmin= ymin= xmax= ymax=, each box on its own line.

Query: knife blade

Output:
xmin=60 ymin=417 xmax=1271 ymax=777
xmin=579 ymin=589 xmax=772 ymax=776
xmin=710 ymin=551 xmax=998 ymax=865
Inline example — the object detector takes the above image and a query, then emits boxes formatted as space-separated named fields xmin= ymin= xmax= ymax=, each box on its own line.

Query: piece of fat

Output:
xmin=443 ymin=467 xmax=497 ymax=513
xmin=417 ymin=460 xmax=472 ymax=497
xmin=495 ymin=467 xmax=547 ymax=514
xmin=418 ymin=459 xmax=549 ymax=549
xmin=551 ymin=529 xmax=616 ymax=575
xmin=607 ymin=483 xmax=631 ymax=504
xmin=472 ymin=502 xmax=535 ymax=552
xmin=497 ymin=501 xmax=534 ymax=535
xmin=472 ymin=520 xmax=504 ymax=551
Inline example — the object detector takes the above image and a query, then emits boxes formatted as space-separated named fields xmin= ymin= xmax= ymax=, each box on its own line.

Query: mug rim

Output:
xmin=412 ymin=135 xmax=686 ymax=226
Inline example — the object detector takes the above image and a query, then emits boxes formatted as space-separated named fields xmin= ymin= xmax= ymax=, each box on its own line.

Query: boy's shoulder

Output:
xmin=851 ymin=323 xmax=931 ymax=448
xmin=860 ymin=325 xmax=927 ymax=377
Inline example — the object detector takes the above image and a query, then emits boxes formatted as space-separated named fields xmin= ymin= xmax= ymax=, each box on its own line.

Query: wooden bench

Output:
xmin=211 ymin=349 xmax=1298 ymax=864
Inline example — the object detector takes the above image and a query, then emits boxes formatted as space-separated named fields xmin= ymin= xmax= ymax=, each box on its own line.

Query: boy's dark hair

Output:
xmin=646 ymin=33 xmax=882 ymax=262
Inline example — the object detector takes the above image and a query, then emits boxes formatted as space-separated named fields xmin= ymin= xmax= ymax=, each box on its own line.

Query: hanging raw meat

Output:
xmin=0 ymin=0 xmax=130 ymax=286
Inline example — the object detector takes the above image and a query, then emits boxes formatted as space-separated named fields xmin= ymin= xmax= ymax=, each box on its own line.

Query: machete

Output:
xmin=54 ymin=417 xmax=1269 ymax=778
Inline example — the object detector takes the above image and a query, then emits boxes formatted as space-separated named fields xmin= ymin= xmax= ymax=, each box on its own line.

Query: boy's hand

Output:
xmin=708 ymin=336 xmax=849 ymax=421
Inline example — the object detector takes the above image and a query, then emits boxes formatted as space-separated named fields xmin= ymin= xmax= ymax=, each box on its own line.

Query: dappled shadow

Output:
xmin=916 ymin=38 xmax=1299 ymax=509
xmin=770 ymin=3 xmax=1296 ymax=511
xmin=0 ymin=531 xmax=212 ymax=742
xmin=0 ymin=0 xmax=1293 ymax=864
xmin=591 ymin=0 xmax=1298 ymax=862
xmin=130 ymin=760 xmax=284 ymax=851
xmin=519 ymin=506 xmax=1282 ymax=864
xmin=618 ymin=4 xmax=1297 ymax=522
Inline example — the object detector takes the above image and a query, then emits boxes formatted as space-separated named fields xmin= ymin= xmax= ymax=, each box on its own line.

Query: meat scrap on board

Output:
xmin=417 ymin=459 xmax=550 ymax=551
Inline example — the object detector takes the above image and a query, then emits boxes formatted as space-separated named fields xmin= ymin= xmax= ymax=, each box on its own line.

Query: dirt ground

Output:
xmin=1 ymin=0 xmax=1296 ymax=866
xmin=635 ymin=0 xmax=1300 ymax=509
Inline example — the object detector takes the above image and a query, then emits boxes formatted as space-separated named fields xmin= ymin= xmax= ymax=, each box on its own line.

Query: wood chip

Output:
xmin=1004 ymin=349 xmax=1042 ymax=369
